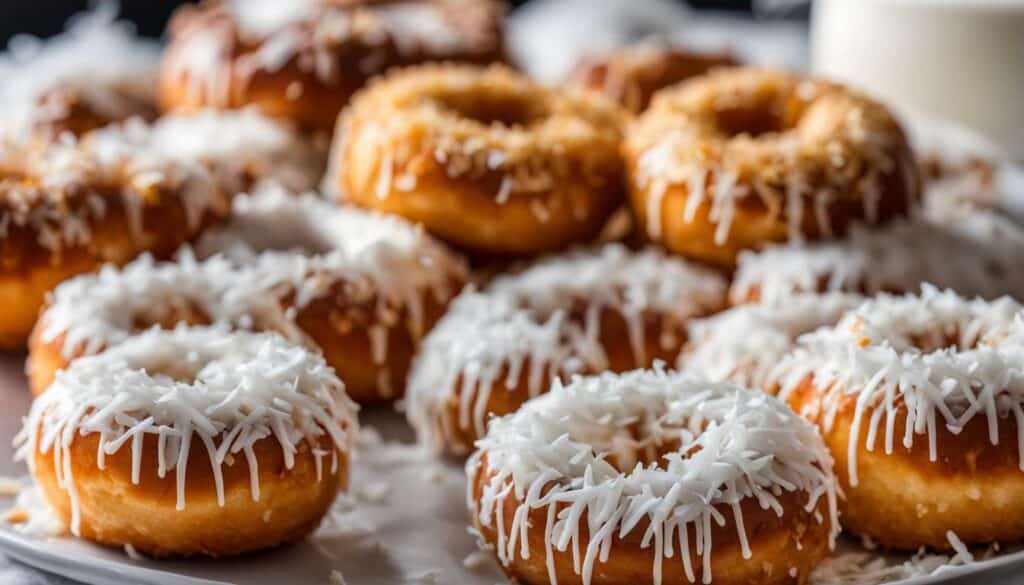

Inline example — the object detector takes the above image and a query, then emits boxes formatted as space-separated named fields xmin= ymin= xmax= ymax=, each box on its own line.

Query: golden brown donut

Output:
xmin=333 ymin=64 xmax=627 ymax=256
xmin=18 ymin=327 xmax=358 ymax=557
xmin=466 ymin=369 xmax=839 ymax=585
xmin=568 ymin=43 xmax=739 ymax=113
xmin=406 ymin=244 xmax=727 ymax=455
xmin=625 ymin=67 xmax=920 ymax=268
xmin=774 ymin=288 xmax=1024 ymax=550
xmin=158 ymin=0 xmax=508 ymax=132
xmin=29 ymin=187 xmax=468 ymax=403
xmin=0 ymin=129 xmax=228 ymax=350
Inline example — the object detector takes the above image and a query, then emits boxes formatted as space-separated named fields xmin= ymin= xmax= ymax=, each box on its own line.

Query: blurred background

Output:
xmin=0 ymin=1 xmax=805 ymax=44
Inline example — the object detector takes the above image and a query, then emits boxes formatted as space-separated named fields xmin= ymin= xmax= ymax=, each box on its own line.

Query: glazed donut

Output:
xmin=0 ymin=127 xmax=229 ymax=349
xmin=0 ymin=6 xmax=159 ymax=141
xmin=730 ymin=207 xmax=1024 ymax=305
xmin=774 ymin=287 xmax=1024 ymax=549
xmin=568 ymin=43 xmax=739 ymax=113
xmin=679 ymin=292 xmax=862 ymax=392
xmin=159 ymin=0 xmax=507 ymax=131
xmin=466 ymin=368 xmax=839 ymax=585
xmin=406 ymin=243 xmax=726 ymax=454
xmin=332 ymin=64 xmax=627 ymax=256
xmin=29 ymin=186 xmax=467 ymax=403
xmin=625 ymin=67 xmax=920 ymax=268
xmin=17 ymin=326 xmax=358 ymax=557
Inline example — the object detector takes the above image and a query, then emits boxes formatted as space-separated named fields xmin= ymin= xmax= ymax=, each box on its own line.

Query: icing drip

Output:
xmin=680 ymin=293 xmax=863 ymax=390
xmin=773 ymin=287 xmax=1024 ymax=484
xmin=468 ymin=367 xmax=839 ymax=585
xmin=17 ymin=326 xmax=358 ymax=534
xmin=406 ymin=244 xmax=726 ymax=453
xmin=731 ymin=207 xmax=1024 ymax=304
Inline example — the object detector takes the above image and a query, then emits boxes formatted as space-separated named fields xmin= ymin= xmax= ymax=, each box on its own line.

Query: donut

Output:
xmin=333 ymin=64 xmax=627 ymax=256
xmin=0 ymin=126 xmax=229 ymax=349
xmin=111 ymin=109 xmax=326 ymax=195
xmin=568 ymin=43 xmax=739 ymax=113
xmin=466 ymin=367 xmax=839 ymax=585
xmin=158 ymin=0 xmax=507 ymax=132
xmin=625 ymin=67 xmax=920 ymax=268
xmin=17 ymin=326 xmax=358 ymax=557
xmin=773 ymin=287 xmax=1024 ymax=549
xmin=679 ymin=292 xmax=863 ymax=392
xmin=729 ymin=207 xmax=1024 ymax=305
xmin=29 ymin=186 xmax=468 ymax=402
xmin=406 ymin=243 xmax=726 ymax=454
xmin=0 ymin=5 xmax=159 ymax=141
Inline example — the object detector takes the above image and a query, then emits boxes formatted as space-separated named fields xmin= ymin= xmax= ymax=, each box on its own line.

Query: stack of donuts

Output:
xmin=5 ymin=3 xmax=1024 ymax=584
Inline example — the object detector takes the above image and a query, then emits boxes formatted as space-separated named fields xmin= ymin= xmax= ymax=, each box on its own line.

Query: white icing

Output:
xmin=773 ymin=287 xmax=1024 ymax=484
xmin=0 ymin=3 xmax=159 ymax=140
xmin=406 ymin=244 xmax=726 ymax=453
xmin=468 ymin=367 xmax=838 ymax=585
xmin=680 ymin=293 xmax=863 ymax=390
xmin=17 ymin=326 xmax=358 ymax=535
xmin=731 ymin=209 xmax=1024 ymax=304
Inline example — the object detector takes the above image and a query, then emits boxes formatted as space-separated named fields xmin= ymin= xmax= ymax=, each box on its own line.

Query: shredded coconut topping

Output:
xmin=17 ymin=326 xmax=358 ymax=535
xmin=407 ymin=244 xmax=726 ymax=453
xmin=468 ymin=367 xmax=839 ymax=585
xmin=773 ymin=287 xmax=1024 ymax=484
xmin=0 ymin=121 xmax=226 ymax=252
xmin=680 ymin=293 xmax=863 ymax=391
xmin=731 ymin=207 xmax=1024 ymax=304
xmin=0 ymin=3 xmax=159 ymax=140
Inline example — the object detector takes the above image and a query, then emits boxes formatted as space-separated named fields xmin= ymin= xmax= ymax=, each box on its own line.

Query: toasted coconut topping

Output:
xmin=627 ymin=68 xmax=919 ymax=245
xmin=469 ymin=367 xmax=838 ymax=585
xmin=340 ymin=64 xmax=625 ymax=202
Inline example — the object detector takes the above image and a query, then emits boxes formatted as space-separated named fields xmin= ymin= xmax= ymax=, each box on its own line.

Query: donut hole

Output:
xmin=432 ymin=90 xmax=547 ymax=128
xmin=578 ymin=420 xmax=693 ymax=473
xmin=713 ymin=105 xmax=786 ymax=138
xmin=906 ymin=324 xmax=988 ymax=353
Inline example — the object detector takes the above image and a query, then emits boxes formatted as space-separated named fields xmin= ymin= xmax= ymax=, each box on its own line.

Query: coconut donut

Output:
xmin=679 ymin=293 xmax=863 ymax=393
xmin=196 ymin=186 xmax=468 ymax=402
xmin=625 ymin=68 xmax=920 ymax=268
xmin=332 ymin=64 xmax=626 ymax=256
xmin=158 ymin=0 xmax=507 ymax=132
xmin=773 ymin=287 xmax=1024 ymax=549
xmin=109 ymin=109 xmax=326 ymax=195
xmin=17 ymin=326 xmax=357 ymax=557
xmin=0 ymin=5 xmax=159 ymax=142
xmin=0 ymin=126 xmax=229 ymax=349
xmin=730 ymin=207 xmax=1024 ymax=305
xmin=406 ymin=243 xmax=726 ymax=454
xmin=568 ymin=43 xmax=738 ymax=113
xmin=467 ymin=367 xmax=839 ymax=585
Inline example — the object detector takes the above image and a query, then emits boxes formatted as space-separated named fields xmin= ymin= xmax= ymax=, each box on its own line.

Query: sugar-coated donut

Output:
xmin=0 ymin=127 xmax=230 ymax=349
xmin=30 ymin=186 xmax=467 ymax=403
xmin=730 ymin=206 xmax=1024 ymax=305
xmin=159 ymin=0 xmax=507 ymax=131
xmin=0 ymin=5 xmax=159 ymax=141
xmin=406 ymin=244 xmax=726 ymax=455
xmin=679 ymin=293 xmax=863 ymax=393
xmin=467 ymin=367 xmax=839 ymax=585
xmin=17 ymin=326 xmax=358 ymax=557
xmin=625 ymin=68 xmax=919 ymax=268
xmin=774 ymin=287 xmax=1024 ymax=550
xmin=332 ymin=64 xmax=627 ymax=256
xmin=568 ymin=43 xmax=739 ymax=113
